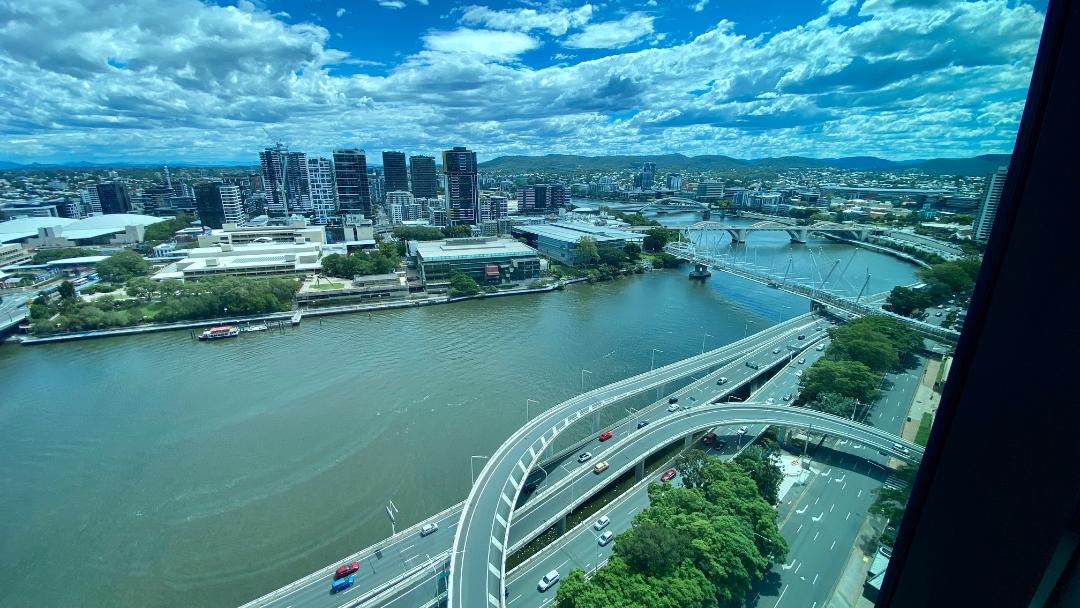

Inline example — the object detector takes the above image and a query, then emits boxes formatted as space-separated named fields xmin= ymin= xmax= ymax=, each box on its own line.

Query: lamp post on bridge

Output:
xmin=526 ymin=398 xmax=538 ymax=423
xmin=469 ymin=455 xmax=489 ymax=488
xmin=580 ymin=369 xmax=593 ymax=392
xmin=701 ymin=332 xmax=713 ymax=354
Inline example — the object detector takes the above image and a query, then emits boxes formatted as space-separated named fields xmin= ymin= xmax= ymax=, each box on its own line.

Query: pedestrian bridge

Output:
xmin=684 ymin=219 xmax=891 ymax=243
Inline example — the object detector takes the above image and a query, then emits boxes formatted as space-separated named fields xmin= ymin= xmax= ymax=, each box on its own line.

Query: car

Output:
xmin=772 ymin=347 xmax=781 ymax=354
xmin=765 ymin=397 xmax=775 ymax=405
xmin=334 ymin=562 xmax=360 ymax=579
xmin=830 ymin=320 xmax=837 ymax=325
xmin=716 ymin=377 xmax=728 ymax=385
xmin=636 ymin=420 xmax=650 ymax=429
xmin=593 ymin=461 xmax=609 ymax=474
xmin=668 ymin=396 xmax=679 ymax=404
xmin=798 ymin=334 xmax=806 ymax=340
xmin=598 ymin=531 xmax=615 ymax=546
xmin=594 ymin=515 xmax=610 ymax=530
xmin=598 ymin=431 xmax=613 ymax=441
xmin=795 ymin=370 xmax=804 ymax=377
xmin=419 ymin=523 xmax=438 ymax=536
xmin=737 ymin=425 xmax=748 ymax=434
xmin=538 ymin=570 xmax=560 ymax=592
xmin=782 ymin=393 xmax=792 ymax=401
xmin=892 ymin=443 xmax=911 ymax=455
xmin=667 ymin=403 xmax=680 ymax=412
xmin=746 ymin=361 xmax=760 ymax=369
xmin=713 ymin=440 xmax=727 ymax=451
xmin=577 ymin=451 xmax=592 ymax=463
xmin=331 ymin=575 xmax=355 ymax=594
xmin=934 ymin=311 xmax=943 ymax=317
xmin=879 ymin=545 xmax=894 ymax=558
xmin=798 ymin=358 xmax=806 ymax=364
xmin=816 ymin=344 xmax=825 ymax=351
xmin=815 ymin=325 xmax=823 ymax=331
xmin=660 ymin=468 xmax=677 ymax=481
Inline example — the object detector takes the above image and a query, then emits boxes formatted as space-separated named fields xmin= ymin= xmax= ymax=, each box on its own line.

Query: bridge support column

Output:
xmin=684 ymin=433 xmax=694 ymax=448
xmin=788 ymin=228 xmax=809 ymax=244
xmin=555 ymin=514 xmax=567 ymax=537
xmin=591 ymin=410 xmax=600 ymax=434
xmin=634 ymin=460 xmax=645 ymax=481
xmin=726 ymin=228 xmax=748 ymax=243
xmin=689 ymin=263 xmax=712 ymax=280
xmin=702 ymin=208 xmax=711 ymax=221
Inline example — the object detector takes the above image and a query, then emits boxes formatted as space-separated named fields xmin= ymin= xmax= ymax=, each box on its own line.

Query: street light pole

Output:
xmin=651 ymin=348 xmax=663 ymax=371
xmin=580 ymin=369 xmax=593 ymax=391
xmin=701 ymin=332 xmax=713 ymax=354
xmin=470 ymin=455 xmax=489 ymax=488
xmin=526 ymin=398 xmax=538 ymax=423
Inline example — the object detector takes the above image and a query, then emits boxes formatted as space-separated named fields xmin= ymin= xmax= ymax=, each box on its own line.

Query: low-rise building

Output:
xmin=295 ymin=271 xmax=410 ymax=306
xmin=512 ymin=222 xmax=644 ymax=266
xmin=0 ymin=243 xmax=32 ymax=267
xmin=197 ymin=217 xmax=325 ymax=247
xmin=413 ymin=237 xmax=540 ymax=290
xmin=151 ymin=241 xmax=325 ymax=281
xmin=0 ymin=214 xmax=165 ymax=247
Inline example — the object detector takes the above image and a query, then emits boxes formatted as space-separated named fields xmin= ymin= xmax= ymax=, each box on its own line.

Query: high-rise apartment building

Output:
xmin=95 ymin=182 xmax=133 ymax=214
xmin=368 ymin=168 xmax=385 ymax=205
xmin=259 ymin=146 xmax=309 ymax=216
xmin=974 ymin=166 xmax=1007 ymax=243
xmin=410 ymin=155 xmax=438 ymax=198
xmin=696 ymin=181 xmax=725 ymax=201
xmin=640 ymin=162 xmax=656 ymax=190
xmin=387 ymin=191 xmax=421 ymax=224
xmin=517 ymin=184 xmax=569 ymax=213
xmin=81 ymin=187 xmax=102 ymax=214
xmin=442 ymin=146 xmax=479 ymax=225
xmin=382 ymin=151 xmax=409 ymax=193
xmin=332 ymin=149 xmax=371 ymax=218
xmin=480 ymin=194 xmax=508 ymax=222
xmin=194 ymin=183 xmax=245 ymax=229
xmin=306 ymin=157 xmax=337 ymax=225
xmin=665 ymin=173 xmax=682 ymax=190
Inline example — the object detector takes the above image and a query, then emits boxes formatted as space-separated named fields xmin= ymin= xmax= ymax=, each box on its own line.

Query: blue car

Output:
xmin=331 ymin=575 xmax=355 ymax=594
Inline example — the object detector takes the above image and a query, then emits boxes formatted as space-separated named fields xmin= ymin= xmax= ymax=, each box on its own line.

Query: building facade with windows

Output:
xmin=410 ymin=155 xmax=438 ymax=198
xmin=517 ymin=184 xmax=569 ymax=214
xmin=413 ymin=237 xmax=540 ymax=289
xmin=194 ymin=183 xmax=245 ymax=229
xmin=442 ymin=146 xmax=479 ymax=225
xmin=95 ymin=182 xmax=132 ymax=214
xmin=974 ymin=166 xmax=1007 ymax=243
xmin=332 ymin=149 xmax=371 ymax=218
xmin=382 ymin=151 xmax=409 ymax=193
xmin=306 ymin=157 xmax=337 ymax=224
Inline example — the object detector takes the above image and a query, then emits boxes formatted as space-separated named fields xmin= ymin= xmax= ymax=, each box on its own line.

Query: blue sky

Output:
xmin=0 ymin=0 xmax=1048 ymax=164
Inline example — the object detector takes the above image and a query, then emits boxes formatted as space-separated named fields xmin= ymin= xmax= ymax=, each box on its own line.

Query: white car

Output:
xmin=795 ymin=370 xmax=804 ymax=377
xmin=816 ymin=344 xmax=825 ymax=351
xmin=798 ymin=358 xmax=806 ymax=364
xmin=765 ymin=398 xmax=775 ymax=405
xmin=420 ymin=522 xmax=438 ymax=536
xmin=577 ymin=451 xmax=592 ymax=463
xmin=598 ymin=531 xmax=614 ymax=546
xmin=667 ymin=403 xmax=680 ymax=412
xmin=538 ymin=570 xmax=560 ymax=592
xmin=737 ymin=425 xmax=748 ymax=435
xmin=594 ymin=515 xmax=610 ymax=530
xmin=772 ymin=347 xmax=781 ymax=354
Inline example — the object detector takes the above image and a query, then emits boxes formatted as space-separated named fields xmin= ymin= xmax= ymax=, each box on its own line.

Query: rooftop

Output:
xmin=0 ymin=214 xmax=165 ymax=243
xmin=414 ymin=237 xmax=538 ymax=262
xmin=514 ymin=222 xmax=644 ymax=243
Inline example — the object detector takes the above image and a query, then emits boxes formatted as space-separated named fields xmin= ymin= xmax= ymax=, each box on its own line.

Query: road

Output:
xmin=449 ymin=314 xmax=825 ymax=608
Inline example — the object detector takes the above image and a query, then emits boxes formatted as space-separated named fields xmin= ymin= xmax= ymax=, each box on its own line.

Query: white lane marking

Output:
xmin=508 ymin=594 xmax=522 ymax=604
xmin=813 ymin=573 xmax=819 ymax=585
xmin=835 ymin=474 xmax=846 ymax=483
xmin=829 ymin=504 xmax=835 ymax=513
xmin=782 ymin=559 xmax=796 ymax=570
xmin=813 ymin=531 xmax=820 ymax=541
xmin=796 ymin=504 xmax=808 ymax=515
xmin=846 ymin=512 xmax=851 ymax=521
xmin=814 ymin=497 xmax=820 ymax=505
xmin=795 ymin=562 xmax=802 ymax=575
xmin=842 ymin=482 xmax=847 ymax=490
xmin=491 ymin=536 xmax=502 ymax=551
xmin=399 ymin=544 xmax=414 ymax=553
xmin=796 ymin=524 xmax=803 ymax=534
xmin=812 ymin=512 xmax=824 ymax=522
xmin=494 ymin=512 xmax=506 ymax=529
xmin=857 ymin=489 xmax=863 ymax=498
xmin=772 ymin=584 xmax=789 ymax=607
xmin=501 ymin=493 xmax=513 ymax=508
xmin=488 ymin=562 xmax=502 ymax=578
xmin=830 ymin=540 xmax=837 ymax=550
xmin=517 ymin=461 xmax=527 ymax=475
xmin=488 ymin=592 xmax=501 ymax=607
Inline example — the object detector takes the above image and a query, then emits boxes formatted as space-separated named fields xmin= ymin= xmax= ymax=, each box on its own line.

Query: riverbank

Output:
xmin=821 ymin=234 xmax=933 ymax=268
xmin=16 ymin=278 xmax=591 ymax=345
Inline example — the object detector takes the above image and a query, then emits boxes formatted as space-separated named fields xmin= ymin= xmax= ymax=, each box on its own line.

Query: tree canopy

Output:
xmin=799 ymin=358 xmax=880 ymax=403
xmin=142 ymin=214 xmax=193 ymax=242
xmin=643 ymin=227 xmax=677 ymax=253
xmin=320 ymin=250 xmax=397 ymax=279
xmin=32 ymin=247 xmax=95 ymax=264
xmin=575 ymin=236 xmax=600 ymax=266
xmin=733 ymin=445 xmax=783 ymax=506
xmin=448 ymin=271 xmax=480 ymax=296
xmin=95 ymin=251 xmax=151 ymax=284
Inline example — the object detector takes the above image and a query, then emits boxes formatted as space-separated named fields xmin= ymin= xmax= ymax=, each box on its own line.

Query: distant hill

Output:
xmin=479 ymin=153 xmax=1010 ymax=176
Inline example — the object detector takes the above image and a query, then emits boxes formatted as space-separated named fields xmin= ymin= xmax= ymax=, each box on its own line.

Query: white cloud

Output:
xmin=563 ymin=12 xmax=655 ymax=49
xmin=645 ymin=0 xmax=657 ymax=6
xmin=422 ymin=28 xmax=540 ymax=60
xmin=825 ymin=0 xmax=857 ymax=17
xmin=377 ymin=0 xmax=406 ymax=9
xmin=416 ymin=0 xmax=429 ymax=5
xmin=692 ymin=0 xmax=709 ymax=12
xmin=336 ymin=8 xmax=347 ymax=17
xmin=459 ymin=4 xmax=594 ymax=36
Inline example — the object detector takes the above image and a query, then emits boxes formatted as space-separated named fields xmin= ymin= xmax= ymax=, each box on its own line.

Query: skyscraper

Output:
xmin=442 ymin=146 xmax=479 ymax=225
xmin=382 ymin=151 xmax=409 ymax=193
xmin=332 ymin=149 xmax=371 ymax=218
xmin=368 ymin=167 xmax=385 ymax=205
xmin=81 ymin=187 xmax=102 ymax=214
xmin=517 ymin=184 xmax=569 ymax=213
xmin=194 ymin=183 xmax=245 ymax=229
xmin=974 ymin=166 xmax=1007 ymax=243
xmin=285 ymin=151 xmax=310 ymax=213
xmin=640 ymin=162 xmax=656 ymax=190
xmin=410 ymin=155 xmax=438 ymax=198
xmin=95 ymin=182 xmax=132 ymax=214
xmin=306 ymin=157 xmax=337 ymax=224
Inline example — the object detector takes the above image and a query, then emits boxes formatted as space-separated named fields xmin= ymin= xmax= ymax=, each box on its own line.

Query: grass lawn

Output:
xmin=914 ymin=412 xmax=934 ymax=446
xmin=309 ymin=282 xmax=345 ymax=291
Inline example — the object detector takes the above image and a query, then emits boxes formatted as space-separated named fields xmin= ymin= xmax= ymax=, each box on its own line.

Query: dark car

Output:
xmin=335 ymin=561 xmax=360 ymax=580
xmin=713 ymin=440 xmax=727 ymax=451
xmin=598 ymin=431 xmax=613 ymax=441
xmin=636 ymin=420 xmax=650 ymax=429
xmin=668 ymin=396 xmax=679 ymax=404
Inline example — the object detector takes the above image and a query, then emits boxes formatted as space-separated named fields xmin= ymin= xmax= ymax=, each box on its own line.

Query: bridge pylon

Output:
xmin=689 ymin=263 xmax=712 ymax=280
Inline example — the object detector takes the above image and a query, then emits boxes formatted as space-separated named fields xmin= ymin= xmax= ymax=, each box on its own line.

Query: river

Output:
xmin=0 ymin=215 xmax=917 ymax=607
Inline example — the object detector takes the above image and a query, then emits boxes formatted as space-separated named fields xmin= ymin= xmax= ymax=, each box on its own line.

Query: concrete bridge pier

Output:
xmin=555 ymin=514 xmax=567 ymax=536
xmin=702 ymin=208 xmax=711 ymax=221
xmin=726 ymin=228 xmax=749 ymax=243
xmin=634 ymin=460 xmax=645 ymax=481
xmin=684 ymin=433 xmax=694 ymax=448
xmin=591 ymin=410 xmax=600 ymax=434
xmin=689 ymin=263 xmax=712 ymax=280
xmin=786 ymin=228 xmax=809 ymax=244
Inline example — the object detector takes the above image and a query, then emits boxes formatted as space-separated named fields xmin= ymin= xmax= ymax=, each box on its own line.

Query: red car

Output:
xmin=660 ymin=468 xmax=677 ymax=482
xmin=598 ymin=431 xmax=613 ymax=442
xmin=335 ymin=561 xmax=360 ymax=580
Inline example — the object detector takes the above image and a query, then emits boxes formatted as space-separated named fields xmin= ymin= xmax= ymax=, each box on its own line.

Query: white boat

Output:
xmin=198 ymin=325 xmax=240 ymax=340
xmin=291 ymin=311 xmax=303 ymax=326
xmin=241 ymin=323 xmax=269 ymax=332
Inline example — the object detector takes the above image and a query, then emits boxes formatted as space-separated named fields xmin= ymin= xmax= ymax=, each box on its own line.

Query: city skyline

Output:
xmin=0 ymin=0 xmax=1047 ymax=165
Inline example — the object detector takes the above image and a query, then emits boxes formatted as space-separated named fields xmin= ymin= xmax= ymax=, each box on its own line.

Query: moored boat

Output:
xmin=198 ymin=325 xmax=240 ymax=340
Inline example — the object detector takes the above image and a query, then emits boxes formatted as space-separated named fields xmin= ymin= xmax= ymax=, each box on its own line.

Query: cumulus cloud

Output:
xmin=336 ymin=8 xmax=347 ymax=17
xmin=460 ymin=4 xmax=594 ymax=36
xmin=0 ymin=0 xmax=1046 ymax=163
xmin=421 ymin=28 xmax=540 ymax=60
xmin=377 ymin=0 xmax=406 ymax=9
xmin=563 ymin=12 xmax=655 ymax=49
xmin=692 ymin=0 xmax=709 ymax=12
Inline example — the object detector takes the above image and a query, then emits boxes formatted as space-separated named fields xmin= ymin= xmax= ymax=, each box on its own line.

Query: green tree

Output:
xmin=392 ymin=226 xmax=444 ymax=241
xmin=624 ymin=242 xmax=642 ymax=261
xmin=597 ymin=244 xmax=628 ymax=267
xmin=142 ymin=214 xmax=194 ymax=242
xmin=799 ymin=358 xmax=880 ymax=403
xmin=917 ymin=262 xmax=974 ymax=295
xmin=448 ymin=271 xmax=480 ymax=296
xmin=643 ymin=227 xmax=675 ymax=253
xmin=806 ymin=391 xmax=863 ymax=419
xmin=442 ymin=224 xmax=472 ymax=238
xmin=884 ymin=286 xmax=933 ymax=317
xmin=672 ymin=448 xmax=711 ymax=490
xmin=828 ymin=326 xmax=899 ymax=373
xmin=125 ymin=277 xmax=158 ymax=301
xmin=734 ymin=445 xmax=783 ymax=505
xmin=32 ymin=247 xmax=95 ymax=264
xmin=575 ymin=236 xmax=600 ymax=267
xmin=652 ymin=252 xmax=683 ymax=268
xmin=95 ymin=251 xmax=151 ymax=284
xmin=57 ymin=280 xmax=77 ymax=300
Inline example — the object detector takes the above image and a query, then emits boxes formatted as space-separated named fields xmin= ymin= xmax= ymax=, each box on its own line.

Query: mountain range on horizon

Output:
xmin=0 ymin=153 xmax=1011 ymax=177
